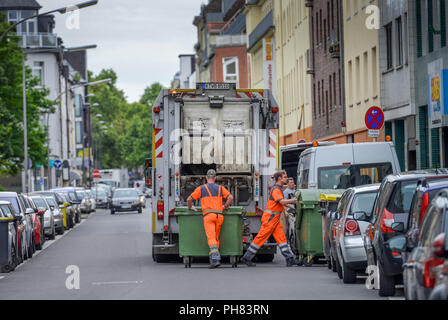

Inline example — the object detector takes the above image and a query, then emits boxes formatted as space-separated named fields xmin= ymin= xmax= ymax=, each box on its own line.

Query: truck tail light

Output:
xmin=154 ymin=106 xmax=161 ymax=114
xmin=157 ymin=201 xmax=164 ymax=220
xmin=380 ymin=208 xmax=395 ymax=234
xmin=419 ymin=193 xmax=429 ymax=226
xmin=345 ymin=219 xmax=361 ymax=236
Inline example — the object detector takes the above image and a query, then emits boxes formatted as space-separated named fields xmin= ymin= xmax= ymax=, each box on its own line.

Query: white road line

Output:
xmin=0 ymin=276 xmax=5 ymax=280
xmin=91 ymin=281 xmax=143 ymax=286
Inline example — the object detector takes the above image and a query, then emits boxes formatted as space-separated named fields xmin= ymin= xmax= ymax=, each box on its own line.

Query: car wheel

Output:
xmin=111 ymin=210 xmax=115 ymax=215
xmin=331 ymin=255 xmax=337 ymax=272
xmin=49 ymin=224 xmax=56 ymax=240
xmin=138 ymin=207 xmax=143 ymax=214
xmin=58 ymin=224 xmax=65 ymax=235
xmin=336 ymin=256 xmax=343 ymax=279
xmin=378 ymin=260 xmax=396 ymax=297
xmin=342 ymin=257 xmax=357 ymax=284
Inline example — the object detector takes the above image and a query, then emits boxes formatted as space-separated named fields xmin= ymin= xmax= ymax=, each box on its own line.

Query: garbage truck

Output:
xmin=149 ymin=83 xmax=280 ymax=262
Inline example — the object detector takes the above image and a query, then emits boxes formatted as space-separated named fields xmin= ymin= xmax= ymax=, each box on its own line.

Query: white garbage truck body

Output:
xmin=150 ymin=83 xmax=280 ymax=262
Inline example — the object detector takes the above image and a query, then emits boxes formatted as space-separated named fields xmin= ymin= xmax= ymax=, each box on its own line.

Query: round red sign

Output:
xmin=365 ymin=106 xmax=385 ymax=130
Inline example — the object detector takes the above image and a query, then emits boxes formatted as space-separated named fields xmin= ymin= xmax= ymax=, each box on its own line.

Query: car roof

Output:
xmin=0 ymin=192 xmax=19 ymax=197
xmin=350 ymin=184 xmax=381 ymax=194
xmin=384 ymin=170 xmax=448 ymax=182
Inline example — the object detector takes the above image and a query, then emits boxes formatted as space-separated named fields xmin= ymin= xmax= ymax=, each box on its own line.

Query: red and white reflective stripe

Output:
xmin=235 ymin=91 xmax=264 ymax=99
xmin=269 ymin=129 xmax=277 ymax=158
xmin=155 ymin=129 xmax=163 ymax=158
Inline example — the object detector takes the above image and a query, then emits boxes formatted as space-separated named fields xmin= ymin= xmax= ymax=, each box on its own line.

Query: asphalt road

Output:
xmin=0 ymin=204 xmax=399 ymax=300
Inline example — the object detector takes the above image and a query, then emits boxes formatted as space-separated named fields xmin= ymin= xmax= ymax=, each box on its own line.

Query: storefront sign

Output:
xmin=263 ymin=37 xmax=276 ymax=97
xmin=428 ymin=59 xmax=446 ymax=128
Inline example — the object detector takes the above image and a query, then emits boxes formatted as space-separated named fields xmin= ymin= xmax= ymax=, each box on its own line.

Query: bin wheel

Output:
xmin=230 ymin=256 xmax=238 ymax=268
xmin=183 ymin=256 xmax=191 ymax=268
xmin=303 ymin=256 xmax=314 ymax=267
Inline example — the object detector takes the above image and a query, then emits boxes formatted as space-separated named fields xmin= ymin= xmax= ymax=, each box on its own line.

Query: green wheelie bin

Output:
xmin=175 ymin=207 xmax=244 ymax=268
xmin=295 ymin=189 xmax=344 ymax=267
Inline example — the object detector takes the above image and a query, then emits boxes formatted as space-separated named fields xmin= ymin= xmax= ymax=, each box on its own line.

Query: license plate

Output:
xmin=122 ymin=205 xmax=131 ymax=209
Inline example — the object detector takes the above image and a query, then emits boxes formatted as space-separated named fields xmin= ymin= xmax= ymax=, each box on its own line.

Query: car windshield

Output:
xmin=350 ymin=191 xmax=378 ymax=216
xmin=386 ymin=180 xmax=418 ymax=214
xmin=46 ymin=198 xmax=57 ymax=207
xmin=114 ymin=190 xmax=138 ymax=198
xmin=93 ymin=191 xmax=107 ymax=197
xmin=0 ymin=205 xmax=14 ymax=218
xmin=77 ymin=191 xmax=85 ymax=199
xmin=32 ymin=197 xmax=48 ymax=209
xmin=67 ymin=192 xmax=77 ymax=201
xmin=0 ymin=197 xmax=20 ymax=213
xmin=318 ymin=163 xmax=393 ymax=189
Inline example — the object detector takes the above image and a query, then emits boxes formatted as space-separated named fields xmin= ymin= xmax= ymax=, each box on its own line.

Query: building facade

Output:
xmin=309 ymin=0 xmax=345 ymax=140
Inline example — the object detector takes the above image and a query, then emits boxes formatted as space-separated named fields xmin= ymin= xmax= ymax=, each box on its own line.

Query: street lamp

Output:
xmin=3 ymin=1 xmax=99 ymax=193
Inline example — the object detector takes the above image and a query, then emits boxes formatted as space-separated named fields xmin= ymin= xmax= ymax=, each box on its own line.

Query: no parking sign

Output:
xmin=365 ymin=106 xmax=384 ymax=138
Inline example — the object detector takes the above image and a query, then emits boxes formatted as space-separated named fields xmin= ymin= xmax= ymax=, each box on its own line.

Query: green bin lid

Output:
xmin=175 ymin=207 xmax=244 ymax=216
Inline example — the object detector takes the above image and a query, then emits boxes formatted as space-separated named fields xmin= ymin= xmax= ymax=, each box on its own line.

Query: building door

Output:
xmin=395 ymin=120 xmax=405 ymax=172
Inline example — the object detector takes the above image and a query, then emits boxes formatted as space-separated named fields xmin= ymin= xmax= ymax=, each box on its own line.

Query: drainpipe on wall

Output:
xmin=338 ymin=0 xmax=346 ymax=135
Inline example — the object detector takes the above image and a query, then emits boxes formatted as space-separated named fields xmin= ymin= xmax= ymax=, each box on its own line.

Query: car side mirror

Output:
xmin=49 ymin=205 xmax=55 ymax=211
xmin=391 ymin=222 xmax=405 ymax=233
xmin=388 ymin=235 xmax=408 ymax=252
xmin=353 ymin=211 xmax=368 ymax=222
xmin=25 ymin=208 xmax=34 ymax=215
xmin=14 ymin=216 xmax=23 ymax=223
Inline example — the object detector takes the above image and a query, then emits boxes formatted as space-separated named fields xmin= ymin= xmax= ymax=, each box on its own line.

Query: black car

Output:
xmin=365 ymin=170 xmax=448 ymax=297
xmin=390 ymin=188 xmax=448 ymax=300
xmin=111 ymin=188 xmax=142 ymax=214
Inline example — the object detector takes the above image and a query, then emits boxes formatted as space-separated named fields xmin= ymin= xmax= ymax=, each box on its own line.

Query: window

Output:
xmin=222 ymin=57 xmax=238 ymax=85
xmin=350 ymin=191 xmax=378 ymax=215
xmin=396 ymin=17 xmax=403 ymax=66
xmin=385 ymin=23 xmax=393 ymax=69
xmin=32 ymin=61 xmax=44 ymax=87
xmin=76 ymin=122 xmax=83 ymax=144
xmin=297 ymin=153 xmax=311 ymax=189
xmin=8 ymin=10 xmax=17 ymax=22
xmin=75 ymin=95 xmax=83 ymax=118
xmin=386 ymin=181 xmax=418 ymax=215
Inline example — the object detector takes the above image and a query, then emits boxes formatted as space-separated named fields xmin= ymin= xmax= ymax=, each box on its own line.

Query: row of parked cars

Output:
xmin=0 ymin=186 xmax=105 ymax=273
xmin=323 ymin=169 xmax=448 ymax=300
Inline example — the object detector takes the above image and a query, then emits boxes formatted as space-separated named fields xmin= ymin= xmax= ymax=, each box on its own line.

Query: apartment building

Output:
xmin=274 ymin=0 xmax=313 ymax=145
xmin=343 ymin=0 xmax=382 ymax=144
xmin=309 ymin=0 xmax=345 ymax=140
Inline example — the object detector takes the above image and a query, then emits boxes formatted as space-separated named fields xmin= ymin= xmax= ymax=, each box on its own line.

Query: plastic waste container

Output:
xmin=295 ymin=189 xmax=344 ymax=267
xmin=175 ymin=207 xmax=243 ymax=268
xmin=319 ymin=193 xmax=343 ymax=269
xmin=0 ymin=217 xmax=13 ymax=267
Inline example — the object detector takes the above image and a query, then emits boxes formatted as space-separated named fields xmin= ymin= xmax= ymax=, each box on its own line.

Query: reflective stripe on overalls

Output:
xmin=244 ymin=184 xmax=294 ymax=261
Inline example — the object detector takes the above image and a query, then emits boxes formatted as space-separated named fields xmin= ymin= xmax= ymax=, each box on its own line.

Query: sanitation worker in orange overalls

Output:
xmin=241 ymin=170 xmax=297 ymax=267
xmin=187 ymin=169 xmax=234 ymax=269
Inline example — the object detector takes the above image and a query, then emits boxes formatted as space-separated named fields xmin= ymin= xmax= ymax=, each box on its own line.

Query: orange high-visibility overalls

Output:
xmin=190 ymin=183 xmax=230 ymax=248
xmin=243 ymin=184 xmax=294 ymax=261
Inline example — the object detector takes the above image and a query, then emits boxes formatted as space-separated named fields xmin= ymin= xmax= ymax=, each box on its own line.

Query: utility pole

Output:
xmin=22 ymin=50 xmax=29 ymax=193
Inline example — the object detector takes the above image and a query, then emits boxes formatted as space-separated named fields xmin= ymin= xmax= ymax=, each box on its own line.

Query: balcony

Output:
xmin=16 ymin=33 xmax=58 ymax=49
xmin=215 ymin=34 xmax=247 ymax=47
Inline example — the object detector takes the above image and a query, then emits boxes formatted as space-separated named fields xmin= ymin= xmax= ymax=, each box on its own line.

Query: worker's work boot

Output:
xmin=286 ymin=257 xmax=296 ymax=267
xmin=208 ymin=246 xmax=221 ymax=269
xmin=240 ymin=256 xmax=256 ymax=267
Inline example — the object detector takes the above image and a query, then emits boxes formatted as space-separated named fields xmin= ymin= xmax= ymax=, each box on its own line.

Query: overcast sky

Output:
xmin=37 ymin=0 xmax=204 ymax=102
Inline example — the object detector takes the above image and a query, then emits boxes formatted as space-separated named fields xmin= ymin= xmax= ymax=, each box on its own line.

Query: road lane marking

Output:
xmin=91 ymin=281 xmax=144 ymax=286
xmin=0 ymin=276 xmax=5 ymax=280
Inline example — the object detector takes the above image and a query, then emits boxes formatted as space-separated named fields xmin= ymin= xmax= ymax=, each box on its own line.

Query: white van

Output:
xmin=296 ymin=142 xmax=401 ymax=189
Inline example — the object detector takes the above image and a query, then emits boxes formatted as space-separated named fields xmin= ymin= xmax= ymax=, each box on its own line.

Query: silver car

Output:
xmin=111 ymin=188 xmax=142 ymax=214
xmin=44 ymin=196 xmax=64 ymax=235
xmin=29 ymin=196 xmax=56 ymax=240
xmin=334 ymin=184 xmax=380 ymax=284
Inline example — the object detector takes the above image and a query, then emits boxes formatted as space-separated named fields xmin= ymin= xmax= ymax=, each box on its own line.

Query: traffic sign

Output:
xmin=365 ymin=106 xmax=385 ymax=130
xmin=368 ymin=129 xmax=380 ymax=138
xmin=54 ymin=160 xmax=62 ymax=169
xmin=92 ymin=170 xmax=101 ymax=179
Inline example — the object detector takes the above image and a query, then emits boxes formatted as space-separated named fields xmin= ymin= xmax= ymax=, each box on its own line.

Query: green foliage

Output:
xmin=89 ymin=71 xmax=161 ymax=169
xmin=0 ymin=14 xmax=54 ymax=175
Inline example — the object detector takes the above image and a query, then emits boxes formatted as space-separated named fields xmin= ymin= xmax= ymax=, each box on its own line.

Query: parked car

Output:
xmin=51 ymin=188 xmax=82 ymax=223
xmin=91 ymin=189 xmax=109 ymax=209
xmin=86 ymin=190 xmax=96 ymax=212
xmin=362 ymin=170 xmax=448 ymax=297
xmin=430 ymin=260 xmax=448 ymax=300
xmin=296 ymin=142 xmax=400 ymax=190
xmin=333 ymin=184 xmax=380 ymax=284
xmin=55 ymin=192 xmax=75 ymax=228
xmin=43 ymin=196 xmax=64 ymax=235
xmin=22 ymin=195 xmax=44 ymax=251
xmin=32 ymin=191 xmax=74 ymax=230
xmin=29 ymin=196 xmax=56 ymax=240
xmin=390 ymin=188 xmax=448 ymax=300
xmin=0 ymin=201 xmax=23 ymax=272
xmin=111 ymin=188 xmax=142 ymax=214
xmin=0 ymin=192 xmax=34 ymax=260
xmin=75 ymin=188 xmax=92 ymax=214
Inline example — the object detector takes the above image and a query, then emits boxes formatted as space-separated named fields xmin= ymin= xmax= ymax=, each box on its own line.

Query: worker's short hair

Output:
xmin=273 ymin=170 xmax=287 ymax=182
xmin=287 ymin=178 xmax=294 ymax=183
xmin=206 ymin=169 xmax=217 ymax=178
